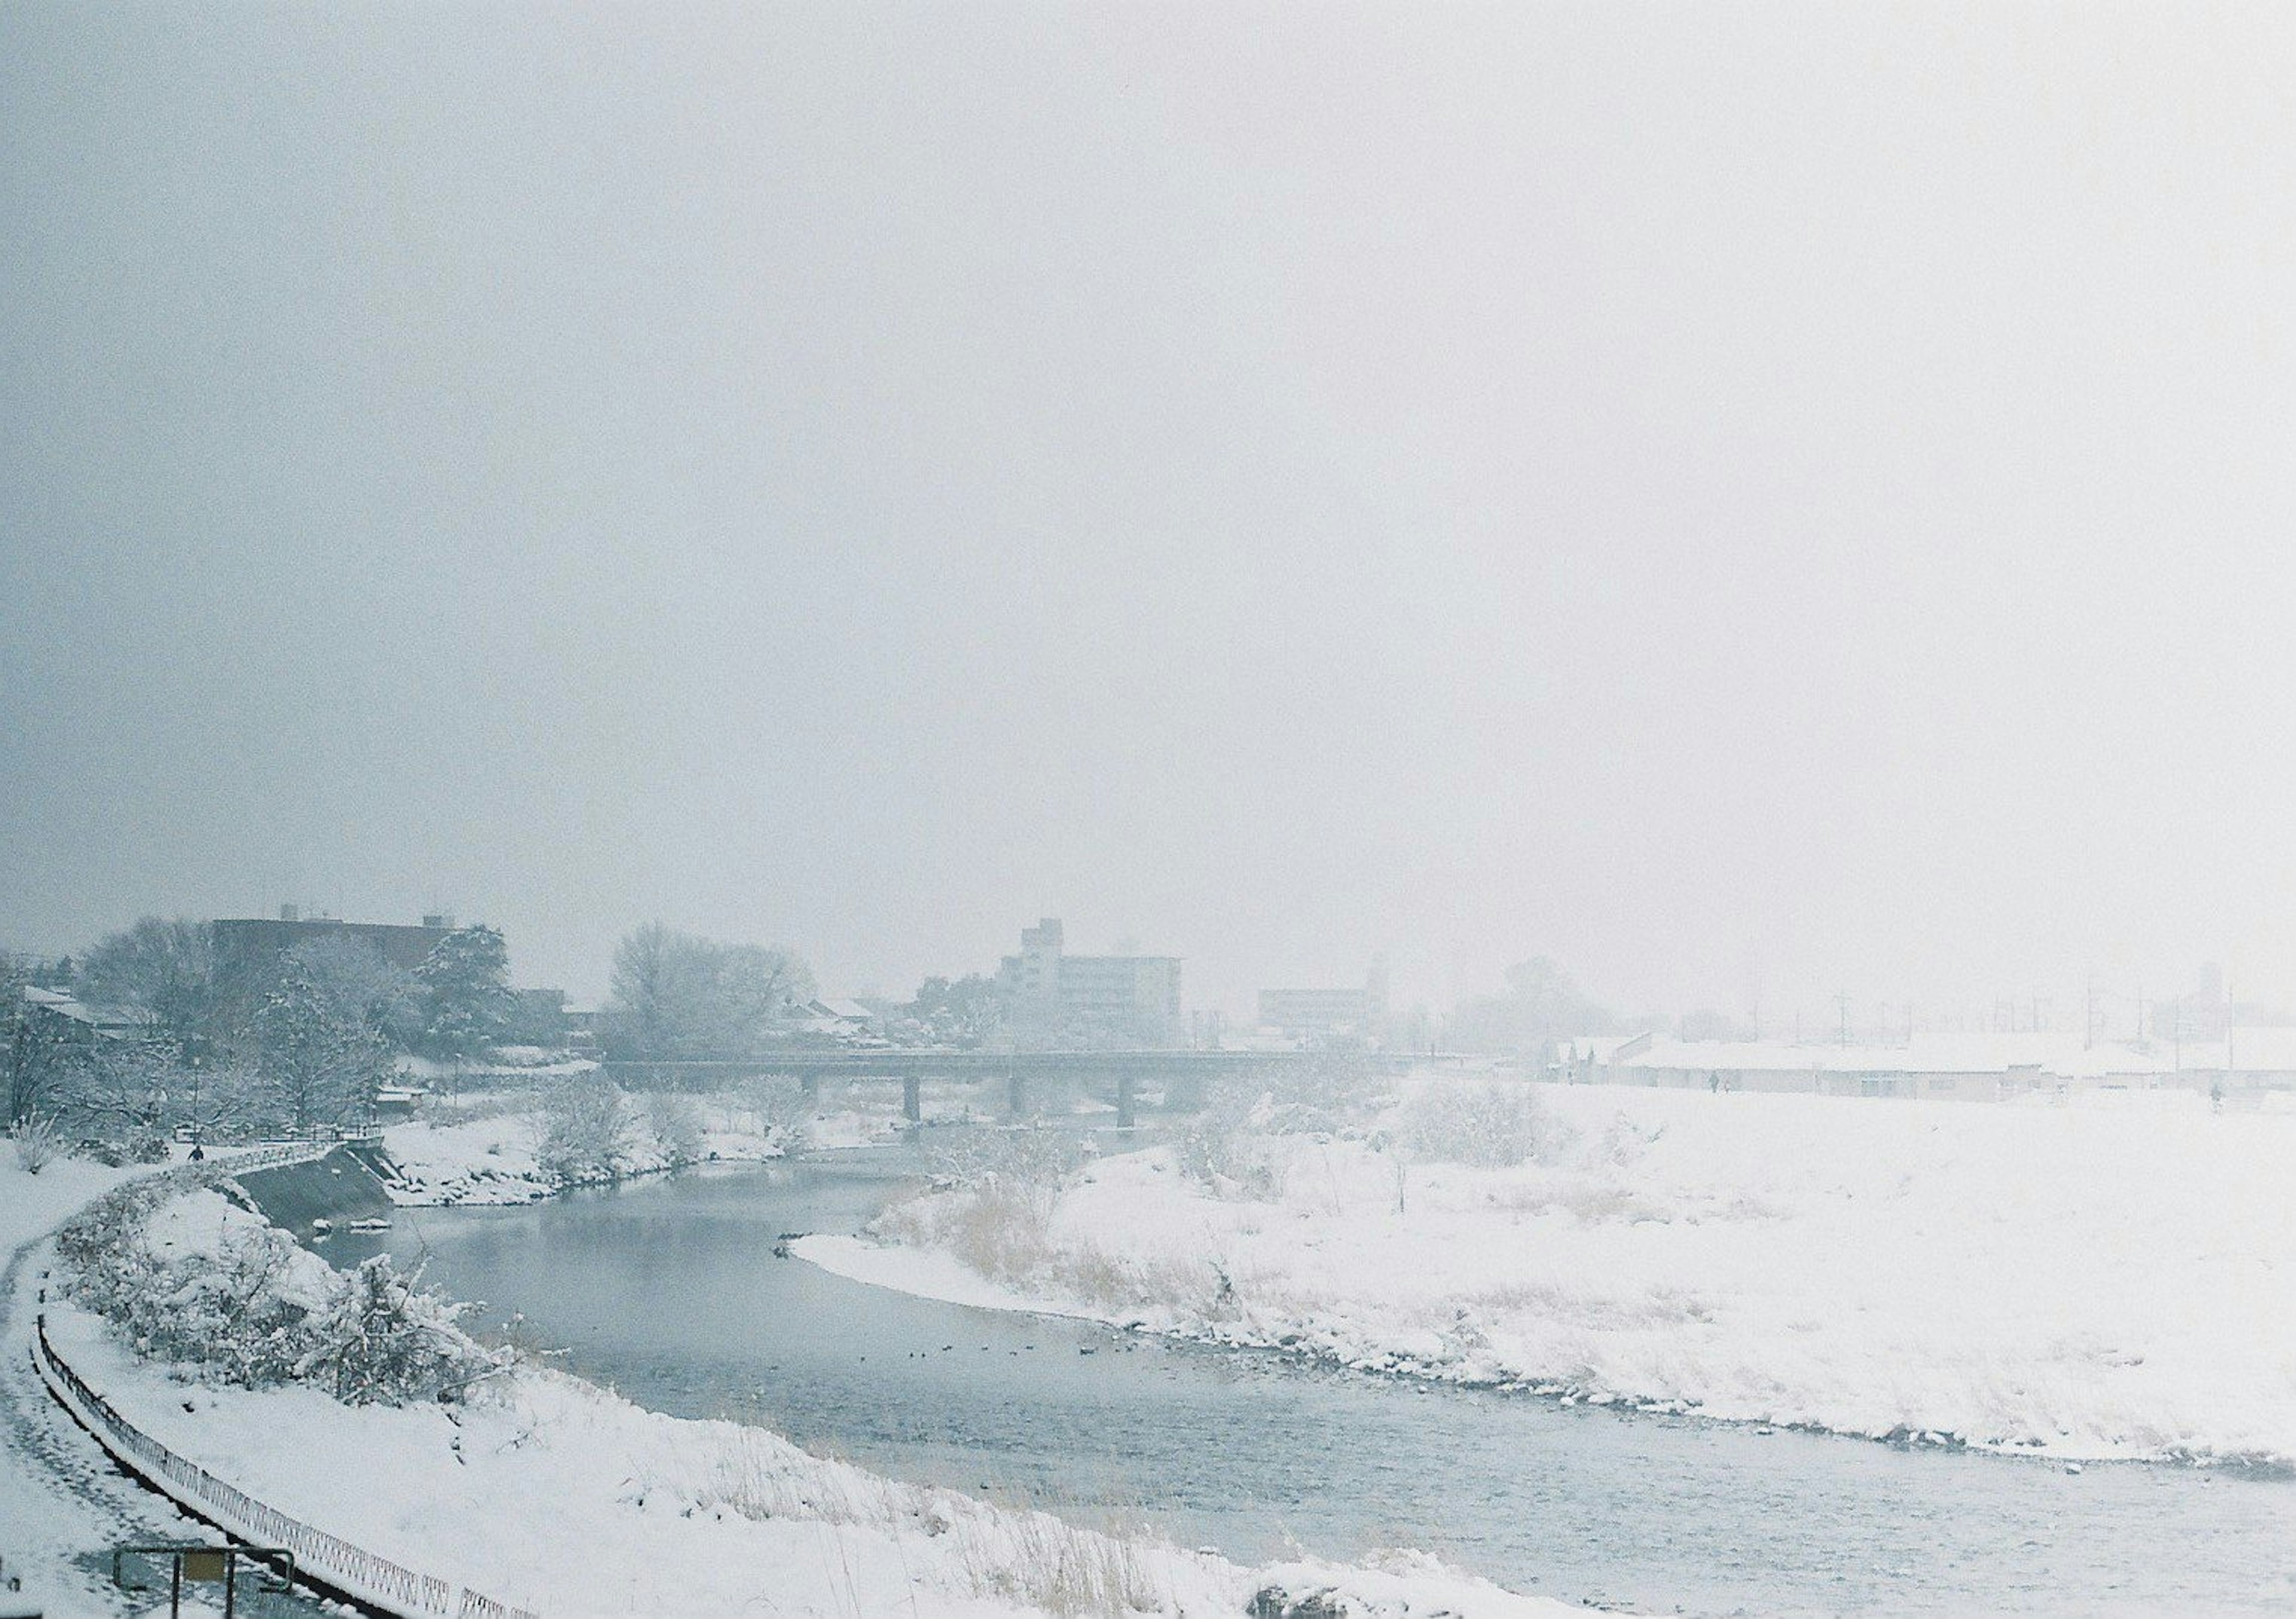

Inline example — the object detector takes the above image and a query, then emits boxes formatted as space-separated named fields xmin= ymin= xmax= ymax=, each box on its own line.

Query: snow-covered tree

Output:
xmin=536 ymin=1074 xmax=631 ymax=1184
xmin=415 ymin=924 xmax=515 ymax=1058
xmin=645 ymin=1090 xmax=706 ymax=1164
xmin=285 ymin=936 xmax=423 ymax=1048
xmin=249 ymin=960 xmax=393 ymax=1134
xmin=909 ymin=973 xmax=1003 ymax=1044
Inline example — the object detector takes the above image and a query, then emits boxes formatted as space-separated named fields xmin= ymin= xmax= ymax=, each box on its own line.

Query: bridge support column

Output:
xmin=1116 ymin=1072 xmax=1136 ymax=1129
xmin=1007 ymin=1071 xmax=1027 ymax=1117
xmin=903 ymin=1074 xmax=921 ymax=1123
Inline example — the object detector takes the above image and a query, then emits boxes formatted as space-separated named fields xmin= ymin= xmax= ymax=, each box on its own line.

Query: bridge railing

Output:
xmin=33 ymin=1314 xmax=538 ymax=1619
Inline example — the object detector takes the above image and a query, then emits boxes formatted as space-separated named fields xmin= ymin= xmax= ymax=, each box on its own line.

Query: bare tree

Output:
xmin=713 ymin=943 xmax=814 ymax=1050
xmin=603 ymin=926 xmax=814 ymax=1060
xmin=76 ymin=918 xmax=219 ymax=1047
xmin=5 ymin=1001 xmax=85 ymax=1126
xmin=55 ymin=1038 xmax=175 ymax=1140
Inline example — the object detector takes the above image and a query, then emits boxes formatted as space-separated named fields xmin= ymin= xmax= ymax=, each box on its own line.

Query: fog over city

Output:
xmin=7 ymin=5 xmax=2292 ymax=1028
xmin=10 ymin=10 xmax=2296 ymax=1619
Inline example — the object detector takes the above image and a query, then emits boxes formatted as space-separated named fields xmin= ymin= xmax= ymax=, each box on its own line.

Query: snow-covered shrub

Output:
xmin=296 ymin=1255 xmax=483 ymax=1403
xmin=927 ymin=1124 xmax=1082 ymax=1217
xmin=869 ymin=1128 xmax=1071 ymax=1286
xmin=645 ymin=1091 xmax=706 ymax=1165
xmin=733 ymin=1075 xmax=811 ymax=1150
xmin=12 ymin=1113 xmax=60 ymax=1174
xmin=536 ymin=1074 xmax=631 ymax=1186
xmin=56 ymin=1175 xmax=491 ymax=1404
xmin=1398 ymin=1080 xmax=1564 ymax=1168
xmin=1175 ymin=1096 xmax=1281 ymax=1200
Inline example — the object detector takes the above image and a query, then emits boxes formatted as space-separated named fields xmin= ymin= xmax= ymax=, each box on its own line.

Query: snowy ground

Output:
xmin=804 ymin=1080 xmax=2296 ymax=1465
xmin=5 ymin=1143 xmax=1592 ymax=1619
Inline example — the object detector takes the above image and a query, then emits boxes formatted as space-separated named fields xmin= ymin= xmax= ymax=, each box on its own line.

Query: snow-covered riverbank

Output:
xmin=802 ymin=1082 xmax=2296 ymax=1466
xmin=375 ymin=1099 xmax=786 ymax=1205
xmin=3 ymin=1144 xmax=1595 ymax=1619
xmin=374 ymin=1090 xmax=932 ymax=1205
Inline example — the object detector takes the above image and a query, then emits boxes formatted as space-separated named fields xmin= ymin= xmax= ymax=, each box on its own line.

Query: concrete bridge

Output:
xmin=600 ymin=1047 xmax=1436 ymax=1127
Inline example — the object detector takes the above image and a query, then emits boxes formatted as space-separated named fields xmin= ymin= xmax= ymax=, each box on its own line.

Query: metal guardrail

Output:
xmin=33 ymin=1315 xmax=539 ymax=1619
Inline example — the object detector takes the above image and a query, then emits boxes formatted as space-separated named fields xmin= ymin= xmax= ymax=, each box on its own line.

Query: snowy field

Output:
xmin=805 ymin=1080 xmax=2296 ymax=1465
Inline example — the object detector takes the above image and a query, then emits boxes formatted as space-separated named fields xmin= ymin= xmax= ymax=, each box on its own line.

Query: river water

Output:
xmin=323 ymin=1151 xmax=2296 ymax=1618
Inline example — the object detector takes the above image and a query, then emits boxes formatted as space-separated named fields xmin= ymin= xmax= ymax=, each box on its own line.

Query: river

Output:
xmin=322 ymin=1150 xmax=2296 ymax=1618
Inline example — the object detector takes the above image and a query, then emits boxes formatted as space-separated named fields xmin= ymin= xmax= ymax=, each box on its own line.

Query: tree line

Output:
xmin=3 ymin=917 xmax=517 ymax=1146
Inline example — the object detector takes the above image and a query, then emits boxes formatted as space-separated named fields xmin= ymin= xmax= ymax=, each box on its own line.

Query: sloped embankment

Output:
xmin=229 ymin=1145 xmax=395 ymax=1232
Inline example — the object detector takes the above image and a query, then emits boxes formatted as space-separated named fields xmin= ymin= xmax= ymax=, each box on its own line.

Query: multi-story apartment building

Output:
xmin=995 ymin=918 xmax=1181 ymax=1045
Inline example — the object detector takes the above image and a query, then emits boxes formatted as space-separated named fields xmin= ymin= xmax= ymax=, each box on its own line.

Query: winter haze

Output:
xmin=5 ymin=4 xmax=2294 ymax=1023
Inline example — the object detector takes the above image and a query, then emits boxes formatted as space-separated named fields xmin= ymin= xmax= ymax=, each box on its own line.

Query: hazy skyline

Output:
xmin=5 ymin=4 xmax=2294 ymax=1023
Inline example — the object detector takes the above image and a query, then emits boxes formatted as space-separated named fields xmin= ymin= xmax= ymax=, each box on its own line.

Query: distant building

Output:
xmin=212 ymin=908 xmax=458 ymax=994
xmin=17 ymin=984 xmax=157 ymax=1044
xmin=995 ymin=919 xmax=1182 ymax=1044
xmin=1259 ymin=961 xmax=1389 ymax=1040
xmin=799 ymin=997 xmax=881 ymax=1038
xmin=561 ymin=1003 xmax=602 ymax=1054
xmin=509 ymin=987 xmax=570 ymax=1047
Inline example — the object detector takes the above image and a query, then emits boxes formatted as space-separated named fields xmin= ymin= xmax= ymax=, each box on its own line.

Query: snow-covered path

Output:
xmin=0 ymin=1158 xmax=340 ymax=1619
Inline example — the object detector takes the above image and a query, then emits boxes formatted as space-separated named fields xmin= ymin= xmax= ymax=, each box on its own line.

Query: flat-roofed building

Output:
xmin=1259 ymin=961 xmax=1388 ymax=1039
xmin=995 ymin=918 xmax=1181 ymax=1044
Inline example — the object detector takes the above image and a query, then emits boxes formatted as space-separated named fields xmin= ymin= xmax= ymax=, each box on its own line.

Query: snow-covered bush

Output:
xmin=56 ymin=1174 xmax=492 ymax=1404
xmin=297 ymin=1255 xmax=484 ymax=1403
xmin=875 ymin=1126 xmax=1085 ymax=1282
xmin=732 ymin=1075 xmax=811 ymax=1149
xmin=1175 ymin=1096 xmax=1281 ymax=1200
xmin=645 ymin=1090 xmax=706 ymax=1165
xmin=12 ymin=1113 xmax=60 ymax=1174
xmin=536 ymin=1074 xmax=631 ymax=1186
xmin=1397 ymin=1079 xmax=1564 ymax=1168
xmin=927 ymin=1124 xmax=1081 ymax=1219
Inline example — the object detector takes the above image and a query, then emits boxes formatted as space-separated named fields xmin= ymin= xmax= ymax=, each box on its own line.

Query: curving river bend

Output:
xmin=323 ymin=1150 xmax=2296 ymax=1618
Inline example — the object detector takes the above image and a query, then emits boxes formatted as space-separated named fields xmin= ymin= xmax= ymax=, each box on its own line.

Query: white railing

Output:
xmin=34 ymin=1315 xmax=539 ymax=1619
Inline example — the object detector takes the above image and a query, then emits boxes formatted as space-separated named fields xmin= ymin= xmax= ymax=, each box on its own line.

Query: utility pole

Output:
xmin=1836 ymin=989 xmax=1852 ymax=1048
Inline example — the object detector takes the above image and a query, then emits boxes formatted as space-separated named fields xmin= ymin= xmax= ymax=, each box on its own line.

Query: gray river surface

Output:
xmin=323 ymin=1150 xmax=2296 ymax=1619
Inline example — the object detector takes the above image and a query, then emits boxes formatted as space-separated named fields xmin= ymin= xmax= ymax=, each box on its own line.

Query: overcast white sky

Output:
xmin=4 ymin=4 xmax=2293 ymax=1027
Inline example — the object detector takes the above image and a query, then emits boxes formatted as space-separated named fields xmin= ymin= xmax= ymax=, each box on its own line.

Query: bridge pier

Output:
xmin=1007 ymin=1070 xmax=1028 ymax=1117
xmin=1115 ymin=1071 xmax=1136 ymax=1129
xmin=903 ymin=1073 xmax=921 ymax=1123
